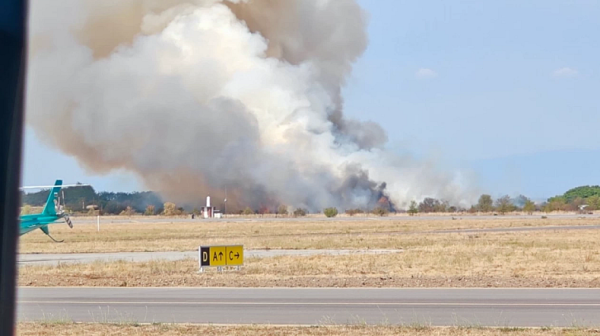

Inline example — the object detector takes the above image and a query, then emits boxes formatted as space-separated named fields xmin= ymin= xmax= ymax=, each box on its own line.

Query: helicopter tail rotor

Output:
xmin=56 ymin=190 xmax=74 ymax=228
xmin=64 ymin=213 xmax=73 ymax=229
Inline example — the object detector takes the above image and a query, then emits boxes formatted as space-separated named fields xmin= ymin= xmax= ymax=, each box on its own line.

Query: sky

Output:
xmin=22 ymin=0 xmax=600 ymax=201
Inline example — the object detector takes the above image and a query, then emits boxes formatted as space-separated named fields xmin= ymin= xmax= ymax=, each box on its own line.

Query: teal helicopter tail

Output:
xmin=19 ymin=179 xmax=81 ymax=242
xmin=41 ymin=179 xmax=73 ymax=231
xmin=40 ymin=180 xmax=69 ymax=242
xmin=41 ymin=180 xmax=62 ymax=216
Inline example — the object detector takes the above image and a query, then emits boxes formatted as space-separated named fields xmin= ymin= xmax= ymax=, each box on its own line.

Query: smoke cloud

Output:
xmin=27 ymin=0 xmax=476 ymax=212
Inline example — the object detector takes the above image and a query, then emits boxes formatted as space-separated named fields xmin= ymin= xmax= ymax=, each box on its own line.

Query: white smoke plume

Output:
xmin=27 ymin=0 xmax=476 ymax=212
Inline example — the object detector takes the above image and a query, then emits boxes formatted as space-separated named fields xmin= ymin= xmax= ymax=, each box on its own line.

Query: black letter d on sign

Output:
xmin=200 ymin=247 xmax=210 ymax=267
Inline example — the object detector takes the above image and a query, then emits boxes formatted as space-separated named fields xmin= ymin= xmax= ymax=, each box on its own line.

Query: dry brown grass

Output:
xmin=19 ymin=229 xmax=600 ymax=288
xmin=18 ymin=217 xmax=598 ymax=254
xmin=16 ymin=323 xmax=600 ymax=336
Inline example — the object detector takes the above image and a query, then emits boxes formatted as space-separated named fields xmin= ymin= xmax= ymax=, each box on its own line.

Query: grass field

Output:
xmin=19 ymin=229 xmax=600 ymax=288
xmin=16 ymin=323 xmax=600 ymax=336
xmin=18 ymin=217 xmax=598 ymax=254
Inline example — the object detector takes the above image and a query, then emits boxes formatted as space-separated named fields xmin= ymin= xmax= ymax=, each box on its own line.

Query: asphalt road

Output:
xmin=18 ymin=249 xmax=402 ymax=266
xmin=17 ymin=288 xmax=600 ymax=327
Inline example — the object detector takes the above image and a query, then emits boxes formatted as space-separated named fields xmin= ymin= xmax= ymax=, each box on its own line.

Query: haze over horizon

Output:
xmin=23 ymin=0 xmax=600 ymax=203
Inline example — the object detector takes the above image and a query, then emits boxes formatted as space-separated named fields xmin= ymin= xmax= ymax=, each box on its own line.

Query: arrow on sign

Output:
xmin=235 ymin=252 xmax=240 ymax=259
xmin=219 ymin=252 xmax=223 ymax=260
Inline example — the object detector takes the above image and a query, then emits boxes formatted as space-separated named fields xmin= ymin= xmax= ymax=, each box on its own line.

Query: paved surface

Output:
xmin=18 ymin=249 xmax=403 ymax=266
xmin=17 ymin=288 xmax=600 ymax=327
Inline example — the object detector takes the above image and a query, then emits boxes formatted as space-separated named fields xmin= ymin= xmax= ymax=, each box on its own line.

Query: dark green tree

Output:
xmin=563 ymin=186 xmax=600 ymax=202
xmin=418 ymin=198 xmax=441 ymax=213
xmin=523 ymin=199 xmax=535 ymax=215
xmin=407 ymin=201 xmax=418 ymax=216
xmin=293 ymin=208 xmax=307 ymax=217
xmin=323 ymin=207 xmax=338 ymax=218
xmin=586 ymin=195 xmax=600 ymax=211
xmin=495 ymin=195 xmax=515 ymax=215
xmin=477 ymin=194 xmax=494 ymax=212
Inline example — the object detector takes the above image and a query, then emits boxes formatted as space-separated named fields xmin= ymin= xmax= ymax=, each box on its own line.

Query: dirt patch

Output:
xmin=20 ymin=275 xmax=600 ymax=289
xmin=16 ymin=322 xmax=600 ymax=336
xmin=18 ymin=273 xmax=600 ymax=288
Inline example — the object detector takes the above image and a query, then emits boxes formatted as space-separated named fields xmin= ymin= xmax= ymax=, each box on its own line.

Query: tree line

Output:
xmin=21 ymin=184 xmax=600 ymax=216
xmin=322 ymin=185 xmax=600 ymax=217
xmin=403 ymin=194 xmax=537 ymax=215
xmin=21 ymin=185 xmax=164 ymax=215
xmin=404 ymin=185 xmax=600 ymax=215
xmin=543 ymin=185 xmax=600 ymax=212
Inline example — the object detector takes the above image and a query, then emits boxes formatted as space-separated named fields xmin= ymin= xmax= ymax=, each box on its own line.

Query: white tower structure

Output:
xmin=204 ymin=196 xmax=211 ymax=218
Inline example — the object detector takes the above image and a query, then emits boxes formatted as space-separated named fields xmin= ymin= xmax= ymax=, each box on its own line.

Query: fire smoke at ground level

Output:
xmin=26 ymin=0 xmax=478 ymax=212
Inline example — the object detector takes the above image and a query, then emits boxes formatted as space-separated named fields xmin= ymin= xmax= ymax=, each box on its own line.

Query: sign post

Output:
xmin=199 ymin=245 xmax=244 ymax=272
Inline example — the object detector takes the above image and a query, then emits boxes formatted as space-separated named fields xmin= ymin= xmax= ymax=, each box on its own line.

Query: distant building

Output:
xmin=201 ymin=196 xmax=217 ymax=218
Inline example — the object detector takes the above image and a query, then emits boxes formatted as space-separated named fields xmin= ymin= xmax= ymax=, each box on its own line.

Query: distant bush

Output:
xmin=372 ymin=207 xmax=389 ymax=217
xmin=277 ymin=204 xmax=288 ymax=216
xmin=120 ymin=206 xmax=136 ymax=216
xmin=407 ymin=201 xmax=418 ymax=216
xmin=162 ymin=202 xmax=180 ymax=216
xmin=495 ymin=195 xmax=515 ymax=215
xmin=345 ymin=209 xmax=363 ymax=216
xmin=144 ymin=205 xmax=155 ymax=216
xmin=293 ymin=208 xmax=307 ymax=217
xmin=323 ymin=207 xmax=338 ymax=218
xmin=477 ymin=194 xmax=495 ymax=212
xmin=243 ymin=207 xmax=254 ymax=215
xmin=523 ymin=200 xmax=535 ymax=215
